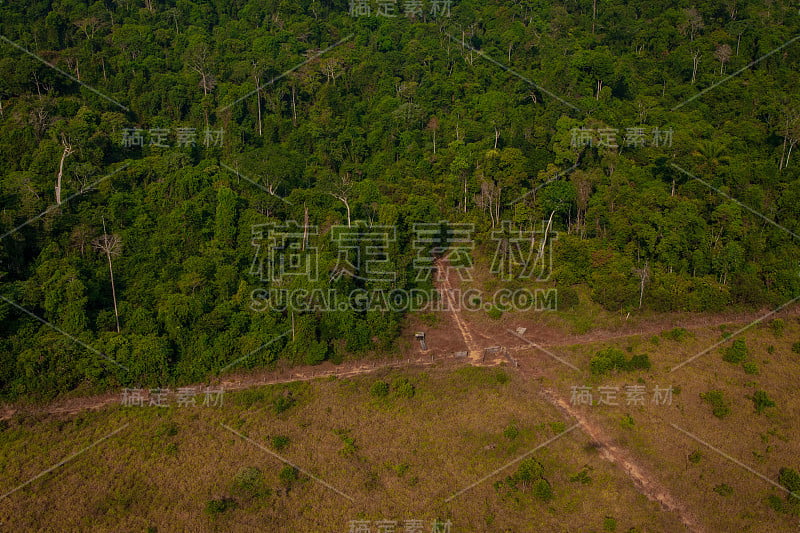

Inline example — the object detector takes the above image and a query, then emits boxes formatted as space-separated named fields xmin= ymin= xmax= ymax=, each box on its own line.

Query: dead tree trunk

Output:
xmin=93 ymin=218 xmax=122 ymax=333
xmin=254 ymin=72 xmax=262 ymax=136
xmin=55 ymin=137 xmax=74 ymax=205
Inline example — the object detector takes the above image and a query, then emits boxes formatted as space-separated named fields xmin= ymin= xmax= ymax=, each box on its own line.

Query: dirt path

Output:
xmin=540 ymin=386 xmax=703 ymax=532
xmin=435 ymin=258 xmax=481 ymax=362
xmin=0 ymin=355 xmax=458 ymax=422
xmin=487 ymin=306 xmax=800 ymax=355
xmin=435 ymin=263 xmax=704 ymax=532
xmin=1 ymin=272 xmax=794 ymax=531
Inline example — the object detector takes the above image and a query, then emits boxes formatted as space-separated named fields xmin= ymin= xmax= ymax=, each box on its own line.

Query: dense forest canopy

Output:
xmin=1 ymin=0 xmax=799 ymax=400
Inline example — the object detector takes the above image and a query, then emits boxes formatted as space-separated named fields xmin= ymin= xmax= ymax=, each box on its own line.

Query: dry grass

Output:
xmin=1 ymin=365 xmax=682 ymax=532
xmin=537 ymin=317 xmax=800 ymax=532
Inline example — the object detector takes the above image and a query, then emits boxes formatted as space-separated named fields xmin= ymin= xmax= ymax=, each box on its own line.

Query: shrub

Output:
xmin=701 ymin=390 xmax=730 ymax=418
xmin=304 ymin=340 xmax=328 ymax=365
xmin=778 ymin=467 xmax=800 ymax=498
xmin=370 ymin=380 xmax=390 ymax=398
xmin=770 ymin=319 xmax=785 ymax=337
xmin=515 ymin=458 xmax=544 ymax=485
xmin=271 ymin=435 xmax=290 ymax=452
xmin=205 ymin=498 xmax=237 ymax=516
xmin=750 ymin=390 xmax=775 ymax=414
xmin=792 ymin=342 xmax=800 ymax=354
xmin=335 ymin=430 xmax=358 ymax=457
xmin=392 ymin=377 xmax=415 ymax=398
xmin=234 ymin=388 xmax=268 ymax=408
xmin=602 ymin=517 xmax=617 ymax=531
xmin=766 ymin=494 xmax=785 ymax=513
xmin=688 ymin=450 xmax=702 ymax=464
xmin=486 ymin=305 xmax=502 ymax=320
xmin=742 ymin=361 xmax=759 ymax=375
xmin=569 ymin=468 xmax=592 ymax=484
xmin=532 ymin=478 xmax=553 ymax=501
xmin=388 ymin=462 xmax=410 ymax=476
xmin=713 ymin=483 xmax=734 ymax=496
xmin=232 ymin=467 xmax=269 ymax=500
xmin=503 ymin=423 xmax=520 ymax=440
xmin=620 ymin=414 xmax=635 ymax=430
xmin=155 ymin=422 xmax=178 ymax=438
xmin=279 ymin=465 xmax=299 ymax=487
xmin=626 ymin=353 xmax=652 ymax=371
xmin=501 ymin=457 xmax=555 ymax=500
xmin=557 ymin=286 xmax=580 ymax=310
xmin=662 ymin=327 xmax=689 ymax=341
xmin=723 ymin=339 xmax=748 ymax=363
xmin=590 ymin=348 xmax=627 ymax=375
xmin=591 ymin=349 xmax=650 ymax=374
xmin=272 ymin=394 xmax=296 ymax=414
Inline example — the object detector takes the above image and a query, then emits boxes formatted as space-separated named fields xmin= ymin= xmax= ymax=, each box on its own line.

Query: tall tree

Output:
xmin=93 ymin=219 xmax=122 ymax=333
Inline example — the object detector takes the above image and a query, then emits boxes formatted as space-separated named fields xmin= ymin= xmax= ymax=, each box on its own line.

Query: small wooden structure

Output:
xmin=415 ymin=331 xmax=428 ymax=351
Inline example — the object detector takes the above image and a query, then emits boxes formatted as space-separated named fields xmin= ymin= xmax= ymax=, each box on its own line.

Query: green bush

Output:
xmin=750 ymin=390 xmax=775 ymax=414
xmin=304 ymin=340 xmax=328 ymax=365
xmin=701 ymin=390 xmax=730 ymax=418
xmin=205 ymin=498 xmax=237 ymax=516
xmin=335 ymin=430 xmax=358 ymax=457
xmin=234 ymin=388 xmax=269 ymax=408
xmin=766 ymin=494 xmax=785 ymax=513
xmin=620 ymin=414 xmax=635 ymax=430
xmin=569 ymin=468 xmax=592 ymax=484
xmin=590 ymin=348 xmax=650 ymax=374
xmin=626 ymin=353 xmax=651 ymax=371
xmin=370 ymin=380 xmax=390 ymax=398
xmin=532 ymin=478 xmax=553 ymax=501
xmin=770 ymin=319 xmax=785 ymax=337
xmin=602 ymin=517 xmax=617 ymax=531
xmin=515 ymin=458 xmax=545 ymax=485
xmin=392 ymin=377 xmax=415 ymax=398
xmin=713 ymin=483 xmax=734 ymax=496
xmin=231 ymin=466 xmax=270 ymax=500
xmin=155 ymin=422 xmax=178 ymax=438
xmin=556 ymin=286 xmax=580 ymax=310
xmin=499 ymin=456 xmax=555 ymax=500
xmin=662 ymin=327 xmax=689 ymax=341
xmin=792 ymin=342 xmax=800 ymax=354
xmin=486 ymin=305 xmax=502 ymax=320
xmin=688 ymin=450 xmax=702 ymax=464
xmin=279 ymin=465 xmax=299 ymax=487
xmin=778 ymin=467 xmax=800 ymax=497
xmin=722 ymin=339 xmax=748 ymax=363
xmin=270 ymin=435 xmax=290 ymax=452
xmin=503 ymin=423 xmax=520 ymax=440
xmin=590 ymin=348 xmax=627 ymax=375
xmin=742 ymin=361 xmax=759 ymax=375
xmin=272 ymin=394 xmax=296 ymax=414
